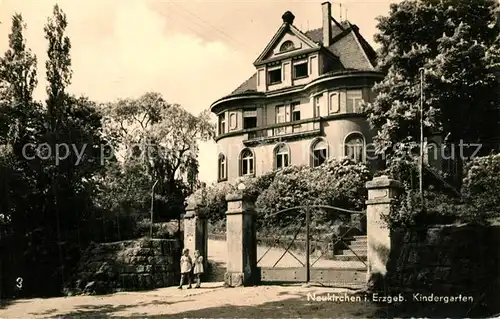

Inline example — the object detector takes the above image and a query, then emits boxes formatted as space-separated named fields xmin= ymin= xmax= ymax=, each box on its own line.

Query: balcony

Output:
xmin=243 ymin=118 xmax=322 ymax=146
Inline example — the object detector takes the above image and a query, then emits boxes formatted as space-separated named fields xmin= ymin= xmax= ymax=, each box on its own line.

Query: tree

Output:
xmin=34 ymin=4 xmax=106 ymax=294
xmin=103 ymin=92 xmax=215 ymax=220
xmin=365 ymin=0 xmax=500 ymax=174
xmin=462 ymin=153 xmax=500 ymax=216
xmin=0 ymin=13 xmax=46 ymax=298
xmin=0 ymin=13 xmax=39 ymax=144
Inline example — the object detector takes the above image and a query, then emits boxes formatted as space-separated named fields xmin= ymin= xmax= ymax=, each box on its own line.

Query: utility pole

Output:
xmin=419 ymin=68 xmax=425 ymax=203
xmin=150 ymin=179 xmax=159 ymax=238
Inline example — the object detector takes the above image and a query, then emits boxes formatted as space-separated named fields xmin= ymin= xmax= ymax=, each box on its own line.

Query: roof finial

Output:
xmin=282 ymin=11 xmax=295 ymax=25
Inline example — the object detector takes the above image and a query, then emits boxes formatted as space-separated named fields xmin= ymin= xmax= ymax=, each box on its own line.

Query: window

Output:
xmin=275 ymin=105 xmax=286 ymax=135
xmin=329 ymin=93 xmax=339 ymax=114
xmin=293 ymin=61 xmax=308 ymax=79
xmin=218 ymin=154 xmax=227 ymax=181
xmin=346 ymin=90 xmax=363 ymax=113
xmin=311 ymin=138 xmax=328 ymax=167
xmin=243 ymin=108 xmax=257 ymax=129
xmin=291 ymin=102 xmax=301 ymax=121
xmin=280 ymin=40 xmax=295 ymax=52
xmin=275 ymin=144 xmax=290 ymax=170
xmin=314 ymin=95 xmax=322 ymax=117
xmin=344 ymin=133 xmax=365 ymax=162
xmin=240 ymin=149 xmax=254 ymax=176
xmin=218 ymin=113 xmax=226 ymax=135
xmin=268 ymin=68 xmax=282 ymax=84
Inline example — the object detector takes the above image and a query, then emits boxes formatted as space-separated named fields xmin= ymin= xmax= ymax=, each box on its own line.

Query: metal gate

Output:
xmin=256 ymin=205 xmax=367 ymax=288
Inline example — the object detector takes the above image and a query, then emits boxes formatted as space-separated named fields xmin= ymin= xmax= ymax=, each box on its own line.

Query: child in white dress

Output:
xmin=193 ymin=250 xmax=204 ymax=288
xmin=178 ymin=248 xmax=192 ymax=289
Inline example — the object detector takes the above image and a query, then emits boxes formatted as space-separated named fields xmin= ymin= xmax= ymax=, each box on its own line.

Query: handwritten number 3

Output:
xmin=16 ymin=277 xmax=23 ymax=289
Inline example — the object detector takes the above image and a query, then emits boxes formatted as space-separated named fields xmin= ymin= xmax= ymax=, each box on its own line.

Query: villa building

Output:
xmin=210 ymin=2 xmax=384 ymax=182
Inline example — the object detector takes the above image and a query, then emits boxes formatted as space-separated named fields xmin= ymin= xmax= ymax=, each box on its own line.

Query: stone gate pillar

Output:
xmin=365 ymin=175 xmax=402 ymax=287
xmin=224 ymin=189 xmax=257 ymax=287
xmin=184 ymin=200 xmax=208 ymax=272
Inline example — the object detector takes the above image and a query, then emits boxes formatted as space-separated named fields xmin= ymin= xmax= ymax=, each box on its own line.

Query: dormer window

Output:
xmin=280 ymin=40 xmax=295 ymax=52
xmin=293 ymin=60 xmax=308 ymax=79
xmin=268 ymin=67 xmax=282 ymax=85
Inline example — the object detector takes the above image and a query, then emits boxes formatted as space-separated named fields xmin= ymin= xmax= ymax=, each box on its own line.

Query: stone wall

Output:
xmin=65 ymin=238 xmax=182 ymax=295
xmin=385 ymin=224 xmax=500 ymax=314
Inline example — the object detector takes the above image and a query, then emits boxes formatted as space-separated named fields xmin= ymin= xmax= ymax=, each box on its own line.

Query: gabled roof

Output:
xmin=305 ymin=22 xmax=377 ymax=70
xmin=229 ymin=19 xmax=378 ymax=96
xmin=253 ymin=23 xmax=321 ymax=66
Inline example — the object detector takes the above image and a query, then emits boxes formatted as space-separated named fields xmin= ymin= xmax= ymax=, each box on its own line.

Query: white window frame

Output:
xmin=268 ymin=65 xmax=282 ymax=85
xmin=218 ymin=113 xmax=226 ymax=135
xmin=346 ymin=90 xmax=363 ymax=113
xmin=291 ymin=102 xmax=301 ymax=121
xmin=240 ymin=149 xmax=255 ymax=176
xmin=311 ymin=138 xmax=328 ymax=167
xmin=218 ymin=154 xmax=227 ymax=181
xmin=275 ymin=105 xmax=286 ymax=135
xmin=275 ymin=144 xmax=290 ymax=170
xmin=314 ymin=95 xmax=322 ymax=117
xmin=344 ymin=133 xmax=365 ymax=162
xmin=293 ymin=60 xmax=308 ymax=79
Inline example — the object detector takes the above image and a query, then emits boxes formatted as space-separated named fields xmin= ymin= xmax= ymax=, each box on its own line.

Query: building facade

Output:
xmin=211 ymin=2 xmax=384 ymax=183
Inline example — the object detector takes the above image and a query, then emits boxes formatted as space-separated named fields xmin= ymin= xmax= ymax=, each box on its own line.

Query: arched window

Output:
xmin=218 ymin=153 xmax=227 ymax=181
xmin=280 ymin=40 xmax=295 ymax=52
xmin=274 ymin=144 xmax=290 ymax=170
xmin=344 ymin=133 xmax=365 ymax=162
xmin=239 ymin=148 xmax=255 ymax=176
xmin=311 ymin=138 xmax=328 ymax=167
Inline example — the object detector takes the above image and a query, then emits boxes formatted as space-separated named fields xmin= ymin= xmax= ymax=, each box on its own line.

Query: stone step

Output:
xmin=348 ymin=237 xmax=367 ymax=244
xmin=348 ymin=241 xmax=367 ymax=248
xmin=344 ymin=237 xmax=366 ymax=242
xmin=331 ymin=254 xmax=368 ymax=262
xmin=353 ymin=235 xmax=367 ymax=240
xmin=340 ymin=248 xmax=367 ymax=256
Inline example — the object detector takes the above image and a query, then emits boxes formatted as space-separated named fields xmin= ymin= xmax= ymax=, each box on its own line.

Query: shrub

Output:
xmin=187 ymin=182 xmax=235 ymax=224
xmin=386 ymin=186 xmax=486 ymax=230
xmin=134 ymin=219 xmax=180 ymax=239
xmin=236 ymin=170 xmax=277 ymax=202
xmin=462 ymin=153 xmax=500 ymax=217
xmin=186 ymin=171 xmax=278 ymax=226
xmin=189 ymin=159 xmax=373 ymax=234
xmin=255 ymin=158 xmax=372 ymax=229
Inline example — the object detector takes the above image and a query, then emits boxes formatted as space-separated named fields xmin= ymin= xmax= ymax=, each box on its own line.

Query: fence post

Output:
xmin=365 ymin=175 xmax=402 ymax=288
xmin=224 ymin=189 xmax=257 ymax=287
xmin=184 ymin=199 xmax=208 ymax=272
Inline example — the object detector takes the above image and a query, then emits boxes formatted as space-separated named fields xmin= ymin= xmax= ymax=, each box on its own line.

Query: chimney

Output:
xmin=322 ymin=2 xmax=332 ymax=46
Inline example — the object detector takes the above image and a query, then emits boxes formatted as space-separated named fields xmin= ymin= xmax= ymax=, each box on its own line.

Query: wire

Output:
xmin=162 ymin=1 xmax=254 ymax=54
xmin=168 ymin=1 xmax=249 ymax=50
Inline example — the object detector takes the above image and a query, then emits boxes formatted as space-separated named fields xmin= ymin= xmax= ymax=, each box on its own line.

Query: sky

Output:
xmin=0 ymin=0 xmax=398 ymax=183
